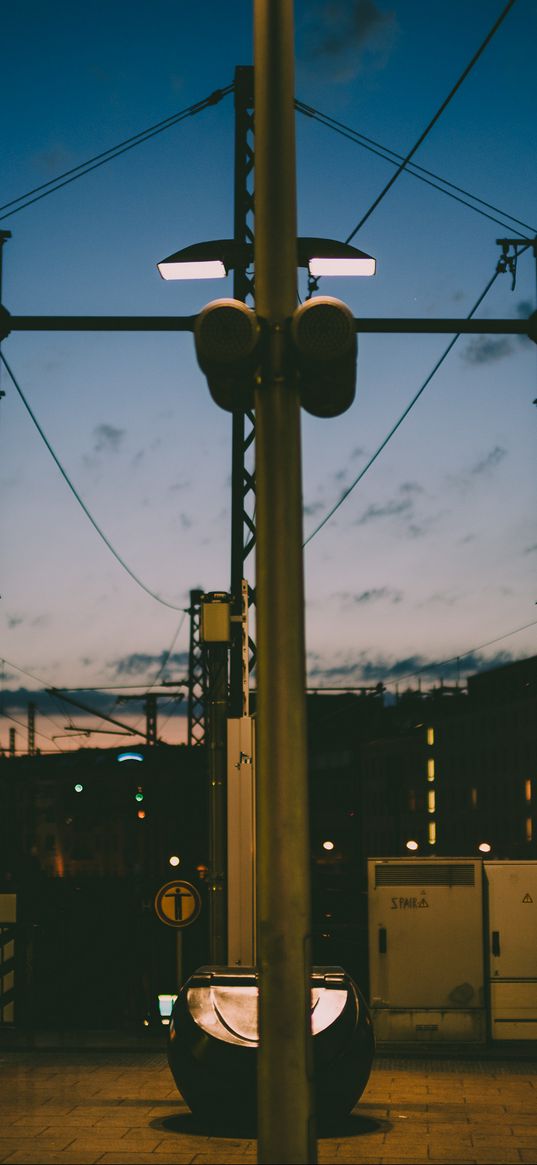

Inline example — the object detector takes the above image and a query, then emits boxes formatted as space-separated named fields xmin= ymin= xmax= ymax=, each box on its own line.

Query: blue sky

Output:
xmin=1 ymin=1 xmax=536 ymax=750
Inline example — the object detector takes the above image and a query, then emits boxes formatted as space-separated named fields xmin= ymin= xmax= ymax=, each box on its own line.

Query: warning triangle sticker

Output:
xmin=522 ymin=893 xmax=533 ymax=903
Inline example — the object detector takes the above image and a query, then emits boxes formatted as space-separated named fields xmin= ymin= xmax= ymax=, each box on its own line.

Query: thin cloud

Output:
xmin=304 ymin=499 xmax=326 ymax=518
xmin=470 ymin=445 xmax=507 ymax=476
xmin=93 ymin=423 xmax=125 ymax=454
xmin=448 ymin=447 xmax=507 ymax=495
xmin=336 ymin=587 xmax=403 ymax=605
xmin=307 ymin=648 xmax=518 ymax=686
xmin=463 ymin=336 xmax=513 ymax=365
xmin=354 ymin=481 xmax=424 ymax=529
xmin=355 ymin=497 xmax=412 ymax=526
xmin=111 ymin=651 xmax=188 ymax=678
xmin=419 ymin=590 xmax=462 ymax=607
xmin=516 ymin=300 xmax=536 ymax=345
xmin=33 ymin=144 xmax=73 ymax=175
xmin=299 ymin=1 xmax=398 ymax=82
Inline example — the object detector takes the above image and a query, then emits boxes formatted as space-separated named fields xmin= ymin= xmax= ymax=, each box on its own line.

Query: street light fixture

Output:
xmin=163 ymin=239 xmax=373 ymax=417
xmin=157 ymin=236 xmax=376 ymax=281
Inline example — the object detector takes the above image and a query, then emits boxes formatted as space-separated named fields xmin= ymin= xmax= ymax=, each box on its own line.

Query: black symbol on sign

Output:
xmin=522 ymin=893 xmax=533 ymax=904
xmin=164 ymin=887 xmax=192 ymax=920
xmin=418 ymin=897 xmax=429 ymax=908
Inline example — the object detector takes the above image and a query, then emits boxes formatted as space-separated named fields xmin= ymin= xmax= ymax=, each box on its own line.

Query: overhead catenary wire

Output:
xmin=311 ymin=617 xmax=537 ymax=728
xmin=149 ymin=609 xmax=189 ymax=686
xmin=303 ymin=264 xmax=507 ymax=548
xmin=345 ymin=0 xmax=519 ymax=244
xmin=0 ymin=652 xmax=185 ymax=743
xmin=0 ymin=352 xmax=188 ymax=612
xmin=1 ymin=69 xmax=528 ymax=237
xmin=295 ymin=100 xmax=535 ymax=238
xmin=0 ymin=656 xmax=70 ymax=732
xmin=0 ymin=656 xmax=57 ymax=689
xmin=128 ymin=608 xmax=189 ymax=735
xmin=0 ymin=85 xmax=233 ymax=222
xmin=383 ymin=617 xmax=537 ymax=688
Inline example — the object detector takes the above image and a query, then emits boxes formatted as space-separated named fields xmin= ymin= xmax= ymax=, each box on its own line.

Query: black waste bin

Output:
xmin=168 ymin=964 xmax=374 ymax=1122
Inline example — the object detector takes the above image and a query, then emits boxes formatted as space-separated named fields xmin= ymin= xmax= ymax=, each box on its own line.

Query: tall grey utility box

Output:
xmin=368 ymin=858 xmax=486 ymax=1044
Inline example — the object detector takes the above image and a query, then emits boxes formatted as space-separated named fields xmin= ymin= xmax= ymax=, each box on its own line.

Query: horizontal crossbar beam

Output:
xmin=1 ymin=311 xmax=534 ymax=339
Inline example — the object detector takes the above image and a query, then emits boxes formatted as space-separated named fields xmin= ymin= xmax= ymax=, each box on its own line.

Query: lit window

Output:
xmin=526 ymin=817 xmax=533 ymax=843
xmin=471 ymin=788 xmax=478 ymax=808
xmin=428 ymin=790 xmax=436 ymax=813
xmin=427 ymin=758 xmax=435 ymax=782
xmin=525 ymin=780 xmax=532 ymax=803
xmin=428 ymin=821 xmax=436 ymax=845
xmin=427 ymin=727 xmax=434 ymax=746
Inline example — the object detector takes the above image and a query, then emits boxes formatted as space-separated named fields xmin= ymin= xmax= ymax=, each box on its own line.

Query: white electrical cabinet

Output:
xmin=227 ymin=716 xmax=256 ymax=967
xmin=368 ymin=858 xmax=486 ymax=1043
xmin=485 ymin=861 xmax=537 ymax=1040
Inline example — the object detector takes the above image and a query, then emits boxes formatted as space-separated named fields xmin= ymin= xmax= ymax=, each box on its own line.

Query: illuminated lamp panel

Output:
xmin=427 ymin=758 xmax=435 ymax=782
xmin=428 ymin=821 xmax=436 ymax=846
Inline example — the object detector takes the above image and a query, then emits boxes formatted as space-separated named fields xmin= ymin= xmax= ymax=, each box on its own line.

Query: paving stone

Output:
xmin=3 ymin=1155 xmax=102 ymax=1165
xmin=4 ymin=1050 xmax=537 ymax=1162
xmin=97 ymin=1157 xmax=200 ymax=1165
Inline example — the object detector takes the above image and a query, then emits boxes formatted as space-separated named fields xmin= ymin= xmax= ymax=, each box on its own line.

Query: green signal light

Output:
xmin=74 ymin=783 xmax=84 ymax=793
xmin=135 ymin=790 xmax=144 ymax=802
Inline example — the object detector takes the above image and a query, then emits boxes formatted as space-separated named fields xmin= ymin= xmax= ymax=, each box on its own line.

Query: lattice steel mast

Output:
xmin=230 ymin=65 xmax=256 ymax=716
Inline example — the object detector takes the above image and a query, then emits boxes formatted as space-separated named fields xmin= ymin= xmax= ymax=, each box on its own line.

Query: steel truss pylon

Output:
xmin=230 ymin=64 xmax=256 ymax=718
xmin=187 ymin=66 xmax=256 ymax=733
xmin=187 ymin=588 xmax=206 ymax=746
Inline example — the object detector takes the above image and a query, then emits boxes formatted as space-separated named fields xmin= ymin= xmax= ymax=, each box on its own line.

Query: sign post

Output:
xmin=154 ymin=880 xmax=202 ymax=990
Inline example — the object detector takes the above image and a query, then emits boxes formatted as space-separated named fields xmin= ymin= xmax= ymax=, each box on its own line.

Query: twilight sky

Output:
xmin=1 ymin=0 xmax=536 ymax=752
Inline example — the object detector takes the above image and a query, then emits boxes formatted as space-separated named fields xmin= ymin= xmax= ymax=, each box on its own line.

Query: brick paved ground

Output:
xmin=0 ymin=1051 xmax=536 ymax=1164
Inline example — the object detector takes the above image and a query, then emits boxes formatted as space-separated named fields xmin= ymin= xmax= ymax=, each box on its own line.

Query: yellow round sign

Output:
xmin=154 ymin=879 xmax=202 ymax=928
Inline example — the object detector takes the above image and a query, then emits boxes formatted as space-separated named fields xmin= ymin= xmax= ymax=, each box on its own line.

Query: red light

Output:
xmin=137 ymin=810 xmax=146 ymax=820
